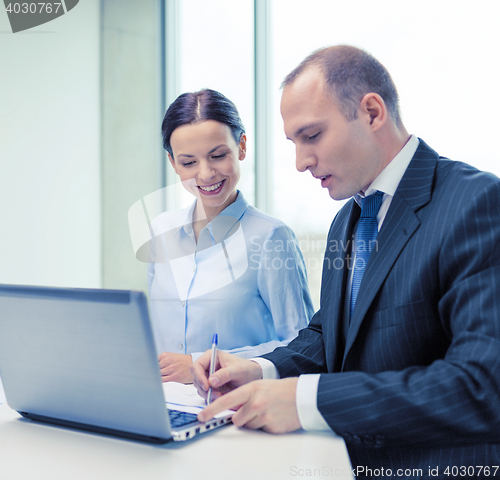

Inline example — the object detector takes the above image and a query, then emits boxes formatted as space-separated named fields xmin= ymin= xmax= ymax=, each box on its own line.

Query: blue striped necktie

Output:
xmin=349 ymin=191 xmax=384 ymax=323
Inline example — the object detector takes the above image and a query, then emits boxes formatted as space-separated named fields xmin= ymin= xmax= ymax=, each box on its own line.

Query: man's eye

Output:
xmin=308 ymin=132 xmax=320 ymax=141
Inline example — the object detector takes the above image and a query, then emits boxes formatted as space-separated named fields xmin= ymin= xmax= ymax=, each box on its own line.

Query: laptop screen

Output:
xmin=0 ymin=285 xmax=172 ymax=440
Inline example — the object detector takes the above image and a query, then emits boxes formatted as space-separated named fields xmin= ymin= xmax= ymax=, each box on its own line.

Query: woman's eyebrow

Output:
xmin=177 ymin=144 xmax=228 ymax=158
xmin=208 ymin=144 xmax=227 ymax=154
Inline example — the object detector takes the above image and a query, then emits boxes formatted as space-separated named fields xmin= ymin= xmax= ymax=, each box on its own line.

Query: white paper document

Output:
xmin=163 ymin=382 xmax=234 ymax=418
xmin=163 ymin=382 xmax=206 ymax=408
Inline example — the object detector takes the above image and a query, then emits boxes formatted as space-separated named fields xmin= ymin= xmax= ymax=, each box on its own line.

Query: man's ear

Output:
xmin=238 ymin=134 xmax=247 ymax=161
xmin=359 ymin=93 xmax=387 ymax=132
xmin=168 ymin=152 xmax=178 ymax=174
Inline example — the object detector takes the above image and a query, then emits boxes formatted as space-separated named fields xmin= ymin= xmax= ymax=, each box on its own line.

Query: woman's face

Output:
xmin=169 ymin=120 xmax=246 ymax=217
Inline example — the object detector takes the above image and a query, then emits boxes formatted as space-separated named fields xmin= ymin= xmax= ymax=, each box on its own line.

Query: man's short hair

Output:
xmin=282 ymin=45 xmax=402 ymax=126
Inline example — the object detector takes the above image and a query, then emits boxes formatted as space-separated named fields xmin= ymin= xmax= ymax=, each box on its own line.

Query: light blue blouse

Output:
xmin=147 ymin=191 xmax=313 ymax=359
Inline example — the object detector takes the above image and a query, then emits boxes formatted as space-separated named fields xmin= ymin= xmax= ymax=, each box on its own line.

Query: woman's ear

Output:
xmin=239 ymin=134 xmax=247 ymax=161
xmin=168 ymin=152 xmax=178 ymax=174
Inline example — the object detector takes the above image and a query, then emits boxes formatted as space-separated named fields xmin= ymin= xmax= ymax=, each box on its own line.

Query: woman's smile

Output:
xmin=197 ymin=179 xmax=226 ymax=195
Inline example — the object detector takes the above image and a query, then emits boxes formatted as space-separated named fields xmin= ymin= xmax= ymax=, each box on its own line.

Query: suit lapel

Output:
xmin=342 ymin=139 xmax=439 ymax=364
xmin=321 ymin=199 xmax=359 ymax=372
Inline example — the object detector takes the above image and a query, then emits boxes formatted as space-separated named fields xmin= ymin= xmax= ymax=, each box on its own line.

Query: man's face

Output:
xmin=280 ymin=67 xmax=382 ymax=201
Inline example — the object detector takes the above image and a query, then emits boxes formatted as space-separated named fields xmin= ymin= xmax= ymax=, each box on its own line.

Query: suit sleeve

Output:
xmin=261 ymin=309 xmax=328 ymax=376
xmin=315 ymin=178 xmax=500 ymax=448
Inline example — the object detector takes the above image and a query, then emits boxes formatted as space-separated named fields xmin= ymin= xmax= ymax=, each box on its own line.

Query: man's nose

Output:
xmin=295 ymin=146 xmax=316 ymax=172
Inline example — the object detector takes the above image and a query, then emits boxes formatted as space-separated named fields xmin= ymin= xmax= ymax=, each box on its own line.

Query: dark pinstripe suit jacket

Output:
xmin=262 ymin=140 xmax=500 ymax=478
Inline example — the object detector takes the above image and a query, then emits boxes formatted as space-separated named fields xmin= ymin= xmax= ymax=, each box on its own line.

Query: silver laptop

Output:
xmin=0 ymin=284 xmax=232 ymax=443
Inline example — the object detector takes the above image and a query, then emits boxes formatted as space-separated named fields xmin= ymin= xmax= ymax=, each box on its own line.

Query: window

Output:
xmin=166 ymin=0 xmax=255 ymax=209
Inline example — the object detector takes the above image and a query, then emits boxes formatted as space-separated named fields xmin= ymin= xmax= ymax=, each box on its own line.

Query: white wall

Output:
xmin=0 ymin=1 xmax=101 ymax=288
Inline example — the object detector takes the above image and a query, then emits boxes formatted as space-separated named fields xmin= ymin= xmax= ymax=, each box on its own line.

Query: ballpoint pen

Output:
xmin=206 ymin=333 xmax=218 ymax=404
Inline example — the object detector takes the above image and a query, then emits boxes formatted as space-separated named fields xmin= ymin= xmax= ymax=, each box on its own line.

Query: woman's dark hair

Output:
xmin=161 ymin=89 xmax=245 ymax=157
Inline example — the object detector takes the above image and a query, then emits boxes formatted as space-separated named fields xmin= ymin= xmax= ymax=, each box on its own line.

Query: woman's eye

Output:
xmin=212 ymin=153 xmax=226 ymax=159
xmin=182 ymin=161 xmax=195 ymax=167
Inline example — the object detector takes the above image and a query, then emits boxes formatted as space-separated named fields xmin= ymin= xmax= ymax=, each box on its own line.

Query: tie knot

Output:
xmin=360 ymin=191 xmax=384 ymax=218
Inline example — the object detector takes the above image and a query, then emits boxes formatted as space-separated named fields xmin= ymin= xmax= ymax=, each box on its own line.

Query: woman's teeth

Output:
xmin=198 ymin=180 xmax=223 ymax=192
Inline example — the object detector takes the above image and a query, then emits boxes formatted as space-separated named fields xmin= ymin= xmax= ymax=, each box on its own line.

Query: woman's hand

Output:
xmin=158 ymin=352 xmax=194 ymax=384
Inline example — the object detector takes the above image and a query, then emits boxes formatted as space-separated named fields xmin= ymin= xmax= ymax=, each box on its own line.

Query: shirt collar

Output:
xmin=173 ymin=190 xmax=249 ymax=240
xmin=216 ymin=190 xmax=249 ymax=221
xmin=355 ymin=134 xmax=419 ymax=203
xmin=204 ymin=191 xmax=249 ymax=244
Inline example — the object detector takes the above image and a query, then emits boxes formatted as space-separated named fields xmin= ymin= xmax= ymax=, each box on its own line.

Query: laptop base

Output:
xmin=19 ymin=411 xmax=173 ymax=444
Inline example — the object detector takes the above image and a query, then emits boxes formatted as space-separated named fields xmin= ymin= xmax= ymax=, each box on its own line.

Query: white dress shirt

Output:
xmin=253 ymin=135 xmax=419 ymax=431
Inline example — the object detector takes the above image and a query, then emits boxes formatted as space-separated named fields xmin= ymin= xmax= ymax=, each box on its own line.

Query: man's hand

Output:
xmin=198 ymin=378 xmax=301 ymax=434
xmin=158 ymin=352 xmax=193 ymax=383
xmin=191 ymin=350 xmax=263 ymax=401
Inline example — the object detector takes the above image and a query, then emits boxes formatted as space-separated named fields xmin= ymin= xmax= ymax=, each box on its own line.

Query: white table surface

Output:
xmin=0 ymin=403 xmax=353 ymax=480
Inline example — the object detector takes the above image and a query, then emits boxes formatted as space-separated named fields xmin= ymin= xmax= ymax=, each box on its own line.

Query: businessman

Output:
xmin=192 ymin=45 xmax=500 ymax=476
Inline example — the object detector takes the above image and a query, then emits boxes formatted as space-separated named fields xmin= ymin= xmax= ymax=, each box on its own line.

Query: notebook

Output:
xmin=0 ymin=284 xmax=232 ymax=443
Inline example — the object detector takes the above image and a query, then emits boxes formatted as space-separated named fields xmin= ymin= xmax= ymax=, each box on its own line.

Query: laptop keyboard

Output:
xmin=168 ymin=409 xmax=199 ymax=428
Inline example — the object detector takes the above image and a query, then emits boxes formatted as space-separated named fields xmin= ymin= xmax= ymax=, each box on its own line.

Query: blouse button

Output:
xmin=178 ymin=344 xmax=184 ymax=350
xmin=181 ymin=301 xmax=185 ymax=307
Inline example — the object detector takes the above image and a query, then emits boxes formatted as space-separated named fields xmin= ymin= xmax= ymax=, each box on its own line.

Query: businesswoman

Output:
xmin=148 ymin=89 xmax=313 ymax=383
